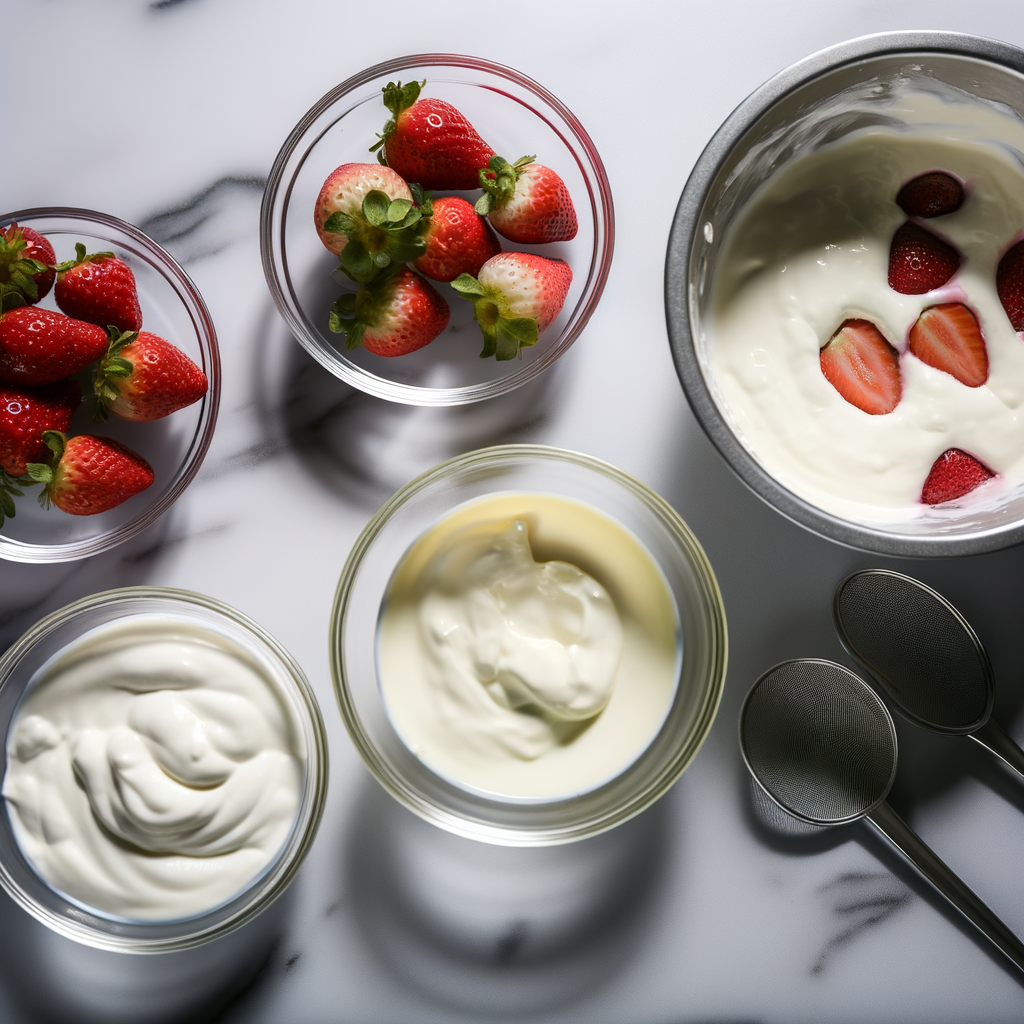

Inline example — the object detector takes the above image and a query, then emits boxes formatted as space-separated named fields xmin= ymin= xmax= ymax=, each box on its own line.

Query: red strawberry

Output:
xmin=370 ymin=80 xmax=495 ymax=191
xmin=54 ymin=244 xmax=143 ymax=333
xmin=896 ymin=172 xmax=964 ymax=219
xmin=93 ymin=329 xmax=208 ymax=422
xmin=921 ymin=448 xmax=994 ymax=505
xmin=996 ymin=239 xmax=1024 ymax=332
xmin=0 ymin=307 xmax=109 ymax=386
xmin=1 ymin=381 xmax=82 ymax=476
xmin=314 ymin=164 xmax=414 ymax=256
xmin=329 ymin=266 xmax=450 ymax=357
xmin=888 ymin=222 xmax=960 ymax=294
xmin=819 ymin=319 xmax=902 ymax=415
xmin=413 ymin=196 xmax=501 ymax=282
xmin=450 ymin=252 xmax=572 ymax=361
xmin=908 ymin=303 xmax=988 ymax=387
xmin=27 ymin=431 xmax=154 ymax=516
xmin=0 ymin=224 xmax=56 ymax=311
xmin=475 ymin=156 xmax=578 ymax=244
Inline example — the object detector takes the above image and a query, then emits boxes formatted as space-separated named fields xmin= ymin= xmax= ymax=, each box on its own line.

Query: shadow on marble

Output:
xmin=242 ymin=296 xmax=562 ymax=512
xmin=342 ymin=779 xmax=669 ymax=1017
xmin=0 ymin=884 xmax=294 ymax=1024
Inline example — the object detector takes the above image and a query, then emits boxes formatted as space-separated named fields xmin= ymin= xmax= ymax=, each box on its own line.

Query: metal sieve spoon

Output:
xmin=833 ymin=569 xmax=1024 ymax=778
xmin=740 ymin=659 xmax=1024 ymax=975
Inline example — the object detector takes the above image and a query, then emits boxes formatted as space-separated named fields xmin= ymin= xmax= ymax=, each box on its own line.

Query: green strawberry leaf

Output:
xmin=387 ymin=198 xmax=413 ymax=223
xmin=409 ymin=183 xmax=433 ymax=217
xmin=26 ymin=463 xmax=53 ymax=485
xmin=362 ymin=190 xmax=391 ymax=227
xmin=323 ymin=211 xmax=357 ymax=235
xmin=494 ymin=316 xmax=538 ymax=361
xmin=450 ymin=274 xmax=487 ymax=298
xmin=340 ymin=240 xmax=374 ymax=284
xmin=477 ymin=323 xmax=498 ymax=360
xmin=0 ymin=487 xmax=15 ymax=520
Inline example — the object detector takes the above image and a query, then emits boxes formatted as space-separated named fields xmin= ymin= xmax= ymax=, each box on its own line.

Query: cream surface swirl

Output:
xmin=2 ymin=617 xmax=303 ymax=921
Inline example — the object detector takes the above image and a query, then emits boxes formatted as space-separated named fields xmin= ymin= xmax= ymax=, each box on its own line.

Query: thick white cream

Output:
xmin=3 ymin=617 xmax=303 ymax=921
xmin=377 ymin=494 xmax=680 ymax=800
xmin=708 ymin=89 xmax=1024 ymax=523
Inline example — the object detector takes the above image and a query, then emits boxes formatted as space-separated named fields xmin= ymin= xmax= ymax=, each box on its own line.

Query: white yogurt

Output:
xmin=2 ymin=617 xmax=304 ymax=921
xmin=377 ymin=494 xmax=680 ymax=800
xmin=708 ymin=89 xmax=1024 ymax=522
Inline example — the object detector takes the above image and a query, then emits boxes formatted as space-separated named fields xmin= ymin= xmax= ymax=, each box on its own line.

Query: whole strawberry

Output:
xmin=370 ymin=80 xmax=495 ymax=191
xmin=93 ymin=328 xmax=208 ymax=422
xmin=450 ymin=252 xmax=573 ymax=360
xmin=27 ymin=431 xmax=154 ymax=516
xmin=413 ymin=196 xmax=501 ymax=282
xmin=996 ymin=239 xmax=1024 ymax=332
xmin=475 ymin=155 xmax=578 ymax=244
xmin=0 ymin=224 xmax=56 ymax=311
xmin=329 ymin=266 xmax=450 ymax=357
xmin=1 ymin=380 xmax=82 ymax=476
xmin=54 ymin=244 xmax=143 ymax=333
xmin=888 ymin=222 xmax=960 ymax=294
xmin=0 ymin=307 xmax=109 ymax=386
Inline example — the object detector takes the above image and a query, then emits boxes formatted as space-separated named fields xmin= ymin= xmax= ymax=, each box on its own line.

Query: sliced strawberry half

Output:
xmin=921 ymin=448 xmax=995 ymax=505
xmin=819 ymin=319 xmax=902 ymax=415
xmin=896 ymin=172 xmax=964 ymax=219
xmin=908 ymin=303 xmax=988 ymax=387
xmin=996 ymin=239 xmax=1024 ymax=332
xmin=888 ymin=222 xmax=960 ymax=295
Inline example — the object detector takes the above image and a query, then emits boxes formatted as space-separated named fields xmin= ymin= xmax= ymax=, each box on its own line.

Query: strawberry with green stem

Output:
xmin=0 ymin=225 xmax=56 ymax=312
xmin=450 ymin=252 xmax=573 ymax=361
xmin=370 ymin=80 xmax=494 ymax=191
xmin=329 ymin=265 xmax=450 ymax=357
xmin=475 ymin=155 xmax=578 ymax=244
xmin=27 ymin=430 xmax=154 ymax=516
xmin=54 ymin=244 xmax=143 ymax=333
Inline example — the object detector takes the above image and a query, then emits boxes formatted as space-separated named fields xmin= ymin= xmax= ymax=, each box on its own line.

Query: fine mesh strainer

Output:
xmin=740 ymin=660 xmax=1024 ymax=975
xmin=834 ymin=570 xmax=1024 ymax=779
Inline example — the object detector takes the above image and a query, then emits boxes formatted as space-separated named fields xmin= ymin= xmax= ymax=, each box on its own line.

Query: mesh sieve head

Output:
xmin=834 ymin=570 xmax=993 ymax=733
xmin=739 ymin=660 xmax=898 ymax=826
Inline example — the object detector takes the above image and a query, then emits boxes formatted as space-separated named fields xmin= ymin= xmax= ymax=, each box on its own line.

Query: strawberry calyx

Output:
xmin=324 ymin=189 xmax=430 ymax=285
xmin=0 ymin=466 xmax=36 ymax=529
xmin=0 ymin=228 xmax=49 ymax=311
xmin=370 ymin=79 xmax=426 ymax=163
xmin=449 ymin=272 xmax=539 ymax=361
xmin=474 ymin=155 xmax=536 ymax=217
xmin=328 ymin=264 xmax=404 ymax=351
xmin=52 ymin=242 xmax=116 ymax=276
xmin=25 ymin=430 xmax=66 ymax=509
xmin=92 ymin=326 xmax=141 ymax=422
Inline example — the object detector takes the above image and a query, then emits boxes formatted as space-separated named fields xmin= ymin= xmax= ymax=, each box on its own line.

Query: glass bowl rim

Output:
xmin=0 ymin=206 xmax=221 ymax=564
xmin=664 ymin=30 xmax=1024 ymax=558
xmin=330 ymin=442 xmax=728 ymax=846
xmin=260 ymin=52 xmax=615 ymax=408
xmin=0 ymin=585 xmax=329 ymax=953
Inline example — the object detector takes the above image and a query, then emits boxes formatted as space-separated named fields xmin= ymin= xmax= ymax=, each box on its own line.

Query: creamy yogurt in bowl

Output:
xmin=0 ymin=588 xmax=327 ymax=952
xmin=667 ymin=32 xmax=1024 ymax=556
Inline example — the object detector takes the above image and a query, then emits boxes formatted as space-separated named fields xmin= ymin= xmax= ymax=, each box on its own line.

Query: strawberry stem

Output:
xmin=370 ymin=79 xmax=426 ymax=157
xmin=450 ymin=273 xmax=539 ymax=361
xmin=475 ymin=155 xmax=535 ymax=217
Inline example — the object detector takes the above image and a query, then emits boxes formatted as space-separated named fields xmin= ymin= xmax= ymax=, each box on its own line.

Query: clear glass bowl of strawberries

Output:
xmin=0 ymin=208 xmax=219 ymax=563
xmin=262 ymin=54 xmax=614 ymax=406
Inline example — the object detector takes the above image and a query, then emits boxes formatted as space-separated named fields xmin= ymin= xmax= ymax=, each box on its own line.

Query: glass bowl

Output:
xmin=261 ymin=54 xmax=614 ymax=406
xmin=666 ymin=31 xmax=1024 ymax=557
xmin=0 ymin=208 xmax=220 ymax=563
xmin=0 ymin=587 xmax=328 ymax=953
xmin=331 ymin=445 xmax=727 ymax=846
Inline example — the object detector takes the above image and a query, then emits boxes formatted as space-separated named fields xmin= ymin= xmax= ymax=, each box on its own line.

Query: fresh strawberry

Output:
xmin=370 ymin=80 xmax=495 ymax=191
xmin=93 ymin=328 xmax=207 ymax=422
xmin=888 ymin=222 xmax=960 ymax=294
xmin=908 ymin=303 xmax=988 ymax=387
xmin=996 ymin=239 xmax=1024 ymax=331
xmin=896 ymin=172 xmax=964 ymax=219
xmin=921 ymin=448 xmax=994 ymax=505
xmin=450 ymin=252 xmax=572 ymax=361
xmin=27 ymin=431 xmax=153 ymax=516
xmin=819 ymin=319 xmax=902 ymax=415
xmin=413 ymin=196 xmax=501 ymax=282
xmin=0 ymin=307 xmax=109 ymax=386
xmin=329 ymin=266 xmax=450 ymax=357
xmin=54 ymin=244 xmax=143 ymax=333
xmin=0 ymin=224 xmax=56 ymax=311
xmin=1 ymin=381 xmax=82 ymax=476
xmin=314 ymin=164 xmax=428 ymax=283
xmin=475 ymin=155 xmax=578 ymax=244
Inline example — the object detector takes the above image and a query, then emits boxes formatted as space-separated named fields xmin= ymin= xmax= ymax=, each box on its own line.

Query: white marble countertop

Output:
xmin=5 ymin=1 xmax=1024 ymax=1021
